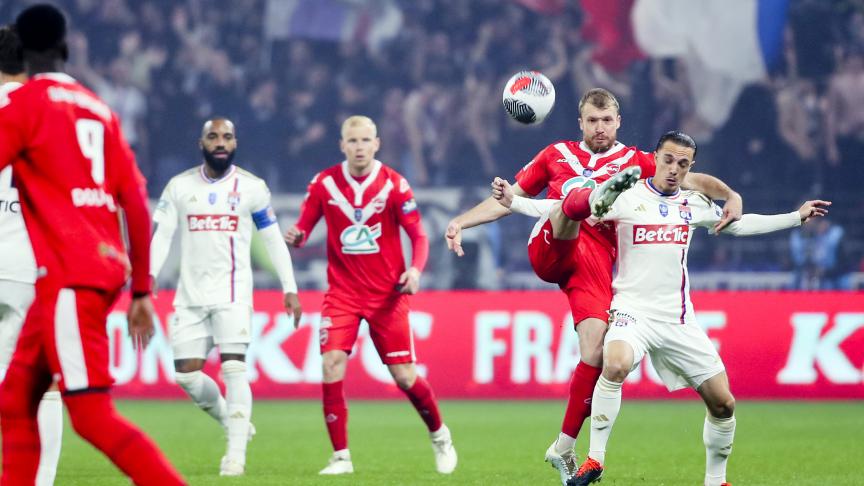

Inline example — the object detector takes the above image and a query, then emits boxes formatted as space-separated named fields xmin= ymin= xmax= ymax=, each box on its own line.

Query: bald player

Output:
xmin=150 ymin=117 xmax=302 ymax=476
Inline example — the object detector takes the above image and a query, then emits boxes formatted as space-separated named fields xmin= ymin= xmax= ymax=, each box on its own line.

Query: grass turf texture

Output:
xmin=53 ymin=400 xmax=859 ymax=485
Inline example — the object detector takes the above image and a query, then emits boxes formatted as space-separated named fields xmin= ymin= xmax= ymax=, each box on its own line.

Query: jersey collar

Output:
xmin=341 ymin=159 xmax=382 ymax=206
xmin=645 ymin=178 xmax=681 ymax=198
xmin=31 ymin=73 xmax=76 ymax=84
xmin=199 ymin=164 xmax=236 ymax=184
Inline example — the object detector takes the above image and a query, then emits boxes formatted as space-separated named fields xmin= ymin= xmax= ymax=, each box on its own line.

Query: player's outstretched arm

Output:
xmin=682 ymin=172 xmax=743 ymax=232
xmin=717 ymin=200 xmax=831 ymax=236
xmin=492 ymin=177 xmax=558 ymax=217
xmin=446 ymin=182 xmax=530 ymax=257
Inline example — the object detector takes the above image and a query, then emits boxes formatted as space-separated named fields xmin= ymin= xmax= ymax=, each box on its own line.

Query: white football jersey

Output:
xmin=600 ymin=180 xmax=729 ymax=324
xmin=0 ymin=81 xmax=37 ymax=285
xmin=153 ymin=165 xmax=277 ymax=307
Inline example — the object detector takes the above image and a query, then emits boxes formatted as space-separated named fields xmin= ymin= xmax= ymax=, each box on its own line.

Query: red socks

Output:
xmin=0 ymin=364 xmax=47 ymax=485
xmin=64 ymin=392 xmax=185 ymax=485
xmin=322 ymin=381 xmax=349 ymax=450
xmin=562 ymin=187 xmax=593 ymax=221
xmin=402 ymin=376 xmax=443 ymax=432
xmin=561 ymin=361 xmax=603 ymax=438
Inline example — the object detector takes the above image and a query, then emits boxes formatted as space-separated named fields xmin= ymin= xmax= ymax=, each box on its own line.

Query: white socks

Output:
xmin=175 ymin=370 xmax=228 ymax=427
xmin=36 ymin=391 xmax=62 ymax=486
xmin=222 ymin=360 xmax=252 ymax=463
xmin=554 ymin=432 xmax=576 ymax=454
xmin=703 ymin=414 xmax=735 ymax=486
xmin=588 ymin=375 xmax=623 ymax=465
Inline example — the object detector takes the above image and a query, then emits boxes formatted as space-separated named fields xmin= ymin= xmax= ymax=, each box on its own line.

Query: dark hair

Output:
xmin=15 ymin=4 xmax=67 ymax=60
xmin=578 ymin=88 xmax=620 ymax=116
xmin=655 ymin=130 xmax=697 ymax=157
xmin=0 ymin=26 xmax=24 ymax=75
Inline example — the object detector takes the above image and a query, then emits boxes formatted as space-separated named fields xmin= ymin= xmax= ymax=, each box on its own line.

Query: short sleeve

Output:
xmin=690 ymin=194 xmax=723 ymax=230
xmin=514 ymin=146 xmax=552 ymax=196
xmin=632 ymin=149 xmax=656 ymax=179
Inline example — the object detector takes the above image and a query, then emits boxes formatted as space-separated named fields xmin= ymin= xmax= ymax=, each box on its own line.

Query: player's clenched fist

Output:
xmin=798 ymin=200 xmax=831 ymax=223
xmin=491 ymin=177 xmax=514 ymax=209
xmin=285 ymin=225 xmax=306 ymax=247
xmin=445 ymin=221 xmax=464 ymax=257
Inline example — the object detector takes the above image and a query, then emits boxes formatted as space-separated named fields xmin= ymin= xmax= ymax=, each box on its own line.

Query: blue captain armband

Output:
xmin=252 ymin=205 xmax=278 ymax=230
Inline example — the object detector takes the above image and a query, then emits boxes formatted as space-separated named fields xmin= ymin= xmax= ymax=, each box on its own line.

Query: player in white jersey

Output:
xmin=499 ymin=131 xmax=830 ymax=486
xmin=0 ymin=25 xmax=62 ymax=486
xmin=150 ymin=117 xmax=302 ymax=476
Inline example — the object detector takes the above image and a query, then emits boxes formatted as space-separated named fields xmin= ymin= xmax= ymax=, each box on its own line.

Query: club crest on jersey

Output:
xmin=562 ymin=176 xmax=597 ymax=195
xmin=679 ymin=204 xmax=692 ymax=221
xmin=227 ymin=191 xmax=240 ymax=209
xmin=659 ymin=203 xmax=669 ymax=217
xmin=208 ymin=192 xmax=217 ymax=205
xmin=340 ymin=222 xmax=382 ymax=254
xmin=606 ymin=164 xmax=620 ymax=175
xmin=371 ymin=197 xmax=386 ymax=214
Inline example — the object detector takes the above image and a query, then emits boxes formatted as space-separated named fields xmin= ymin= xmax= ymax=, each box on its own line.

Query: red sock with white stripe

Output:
xmin=322 ymin=381 xmax=348 ymax=451
xmin=64 ymin=392 xmax=186 ymax=485
xmin=559 ymin=361 xmax=603 ymax=449
xmin=402 ymin=376 xmax=443 ymax=432
xmin=562 ymin=187 xmax=593 ymax=221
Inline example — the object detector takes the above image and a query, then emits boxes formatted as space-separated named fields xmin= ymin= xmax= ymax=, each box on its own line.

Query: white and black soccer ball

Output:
xmin=502 ymin=70 xmax=555 ymax=124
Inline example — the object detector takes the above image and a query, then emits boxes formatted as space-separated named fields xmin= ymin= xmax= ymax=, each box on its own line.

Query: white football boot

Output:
xmin=219 ymin=455 xmax=245 ymax=477
xmin=430 ymin=424 xmax=457 ymax=474
xmin=545 ymin=439 xmax=578 ymax=485
xmin=319 ymin=450 xmax=354 ymax=475
xmin=589 ymin=166 xmax=642 ymax=218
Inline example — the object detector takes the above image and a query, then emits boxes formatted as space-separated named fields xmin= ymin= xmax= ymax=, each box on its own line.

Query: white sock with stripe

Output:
xmin=222 ymin=360 xmax=252 ymax=463
xmin=588 ymin=375 xmax=623 ymax=466
xmin=704 ymin=414 xmax=735 ymax=486
xmin=175 ymin=370 xmax=228 ymax=428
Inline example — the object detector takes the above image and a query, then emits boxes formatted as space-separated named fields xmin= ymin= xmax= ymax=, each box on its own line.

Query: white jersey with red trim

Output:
xmin=598 ymin=179 xmax=725 ymax=324
xmin=0 ymin=82 xmax=36 ymax=284
xmin=152 ymin=165 xmax=276 ymax=307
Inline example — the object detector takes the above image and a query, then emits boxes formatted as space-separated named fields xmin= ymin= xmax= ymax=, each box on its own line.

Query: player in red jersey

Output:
xmin=446 ymin=88 xmax=743 ymax=484
xmin=0 ymin=5 xmax=185 ymax=485
xmin=286 ymin=115 xmax=457 ymax=476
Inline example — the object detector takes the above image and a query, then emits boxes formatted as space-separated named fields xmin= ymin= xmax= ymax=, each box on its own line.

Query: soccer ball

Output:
xmin=502 ymin=71 xmax=555 ymax=124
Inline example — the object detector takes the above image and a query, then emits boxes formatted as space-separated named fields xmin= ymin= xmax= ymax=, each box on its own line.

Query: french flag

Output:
xmin=581 ymin=0 xmax=788 ymax=128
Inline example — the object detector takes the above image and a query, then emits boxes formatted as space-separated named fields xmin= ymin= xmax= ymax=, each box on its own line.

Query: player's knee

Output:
xmin=708 ymin=395 xmax=736 ymax=419
xmin=173 ymin=359 xmax=205 ymax=373
xmin=65 ymin=392 xmax=114 ymax=438
xmin=602 ymin=360 xmax=630 ymax=382
xmin=221 ymin=360 xmax=246 ymax=378
xmin=174 ymin=370 xmax=202 ymax=391
xmin=390 ymin=367 xmax=416 ymax=390
xmin=321 ymin=353 xmax=347 ymax=381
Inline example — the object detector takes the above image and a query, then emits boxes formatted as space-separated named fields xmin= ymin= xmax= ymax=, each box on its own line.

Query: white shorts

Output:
xmin=169 ymin=303 xmax=252 ymax=359
xmin=0 ymin=280 xmax=35 ymax=378
xmin=605 ymin=309 xmax=725 ymax=392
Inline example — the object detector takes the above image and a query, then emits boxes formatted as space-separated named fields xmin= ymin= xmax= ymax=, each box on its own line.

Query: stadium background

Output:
xmin=1 ymin=0 xmax=861 ymax=484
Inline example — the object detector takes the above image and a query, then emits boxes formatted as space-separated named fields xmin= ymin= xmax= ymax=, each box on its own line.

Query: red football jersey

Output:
xmin=0 ymin=73 xmax=151 ymax=293
xmin=295 ymin=160 xmax=420 ymax=299
xmin=515 ymin=140 xmax=656 ymax=250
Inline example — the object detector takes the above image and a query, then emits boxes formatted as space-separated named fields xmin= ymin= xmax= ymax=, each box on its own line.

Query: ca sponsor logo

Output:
xmin=561 ymin=176 xmax=596 ymax=196
xmin=340 ymin=222 xmax=382 ymax=254
xmin=633 ymin=224 xmax=690 ymax=245
xmin=187 ymin=214 xmax=239 ymax=232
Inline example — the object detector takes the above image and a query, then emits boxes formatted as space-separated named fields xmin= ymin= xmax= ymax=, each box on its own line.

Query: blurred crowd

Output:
xmin=2 ymin=0 xmax=861 ymax=288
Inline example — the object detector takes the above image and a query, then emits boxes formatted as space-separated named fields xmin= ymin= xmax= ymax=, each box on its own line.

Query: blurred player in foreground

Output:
xmin=286 ymin=115 xmax=456 ymax=475
xmin=150 ymin=117 xmax=301 ymax=476
xmin=500 ymin=131 xmax=830 ymax=486
xmin=0 ymin=5 xmax=184 ymax=484
xmin=447 ymin=88 xmax=743 ymax=484
xmin=0 ymin=24 xmax=62 ymax=486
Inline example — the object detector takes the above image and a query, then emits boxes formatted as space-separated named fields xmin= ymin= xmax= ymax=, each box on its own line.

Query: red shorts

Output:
xmin=528 ymin=219 xmax=614 ymax=325
xmin=11 ymin=280 xmax=119 ymax=393
xmin=319 ymin=292 xmax=414 ymax=365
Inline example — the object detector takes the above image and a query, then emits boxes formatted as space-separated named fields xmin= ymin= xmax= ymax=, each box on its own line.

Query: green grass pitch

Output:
xmin=54 ymin=400 xmax=860 ymax=485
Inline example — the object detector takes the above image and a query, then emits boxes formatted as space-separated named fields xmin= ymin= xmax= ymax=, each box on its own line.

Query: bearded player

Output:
xmin=446 ymin=88 xmax=744 ymax=483
xmin=0 ymin=5 xmax=184 ymax=484
xmin=286 ymin=115 xmax=457 ymax=476
xmin=150 ymin=117 xmax=302 ymax=476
